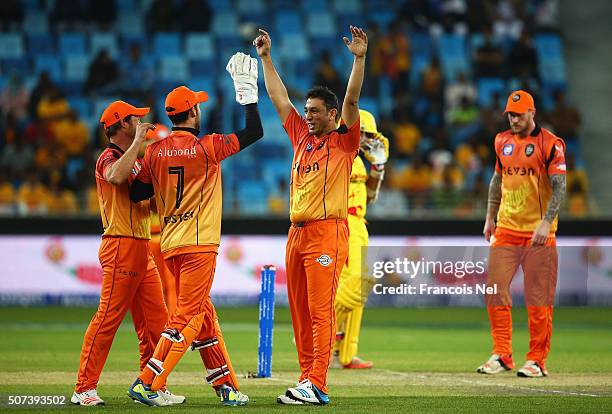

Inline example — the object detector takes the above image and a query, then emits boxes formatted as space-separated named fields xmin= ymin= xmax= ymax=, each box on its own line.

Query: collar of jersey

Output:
xmin=530 ymin=124 xmax=541 ymax=136
xmin=172 ymin=126 xmax=200 ymax=136
xmin=107 ymin=142 xmax=125 ymax=154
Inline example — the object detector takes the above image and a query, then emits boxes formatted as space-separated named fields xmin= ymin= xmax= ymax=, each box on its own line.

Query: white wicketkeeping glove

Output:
xmin=361 ymin=134 xmax=389 ymax=166
xmin=226 ymin=52 xmax=258 ymax=105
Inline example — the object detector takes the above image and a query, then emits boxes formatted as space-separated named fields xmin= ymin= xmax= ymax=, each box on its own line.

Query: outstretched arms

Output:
xmin=341 ymin=26 xmax=368 ymax=128
xmin=254 ymin=29 xmax=294 ymax=124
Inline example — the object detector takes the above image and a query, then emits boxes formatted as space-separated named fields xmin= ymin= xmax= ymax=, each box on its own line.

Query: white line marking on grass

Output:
xmin=379 ymin=369 xmax=606 ymax=397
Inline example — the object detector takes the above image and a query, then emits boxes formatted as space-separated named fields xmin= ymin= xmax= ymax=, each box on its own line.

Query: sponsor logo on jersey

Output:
xmin=163 ymin=211 xmax=194 ymax=224
xmin=502 ymin=144 xmax=514 ymax=156
xmin=555 ymin=163 xmax=566 ymax=171
xmin=500 ymin=182 xmax=530 ymax=216
xmin=293 ymin=161 xmax=320 ymax=174
xmin=315 ymin=254 xmax=333 ymax=267
xmin=502 ymin=166 xmax=535 ymax=176
xmin=525 ymin=143 xmax=534 ymax=157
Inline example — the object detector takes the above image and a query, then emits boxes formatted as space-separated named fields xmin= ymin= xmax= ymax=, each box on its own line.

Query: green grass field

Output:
xmin=1 ymin=306 xmax=611 ymax=413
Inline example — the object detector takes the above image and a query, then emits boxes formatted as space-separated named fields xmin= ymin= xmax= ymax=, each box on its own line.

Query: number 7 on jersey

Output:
xmin=168 ymin=166 xmax=184 ymax=209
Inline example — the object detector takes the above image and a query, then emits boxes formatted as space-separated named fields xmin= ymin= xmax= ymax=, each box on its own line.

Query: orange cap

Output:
xmin=504 ymin=90 xmax=535 ymax=114
xmin=165 ymin=85 xmax=208 ymax=115
xmin=146 ymin=123 xmax=170 ymax=141
xmin=100 ymin=100 xmax=149 ymax=128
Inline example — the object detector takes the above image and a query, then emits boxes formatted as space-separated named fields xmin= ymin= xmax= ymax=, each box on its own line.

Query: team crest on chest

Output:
xmin=502 ymin=144 xmax=514 ymax=156
xmin=306 ymin=141 xmax=313 ymax=152
xmin=525 ymin=143 xmax=534 ymax=157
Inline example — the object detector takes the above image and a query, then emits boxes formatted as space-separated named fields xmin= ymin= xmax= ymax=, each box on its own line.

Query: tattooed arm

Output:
xmin=483 ymin=171 xmax=502 ymax=242
xmin=544 ymin=174 xmax=567 ymax=223
xmin=532 ymin=174 xmax=566 ymax=246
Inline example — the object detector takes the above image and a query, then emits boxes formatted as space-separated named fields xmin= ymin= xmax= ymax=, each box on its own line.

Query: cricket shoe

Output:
xmin=517 ymin=360 xmax=548 ymax=377
xmin=216 ymin=383 xmax=249 ymax=406
xmin=160 ymin=388 xmax=186 ymax=404
xmin=476 ymin=354 xmax=515 ymax=374
xmin=277 ymin=393 xmax=305 ymax=405
xmin=286 ymin=380 xmax=329 ymax=405
xmin=70 ymin=389 xmax=105 ymax=406
xmin=343 ymin=356 xmax=373 ymax=369
xmin=128 ymin=378 xmax=171 ymax=406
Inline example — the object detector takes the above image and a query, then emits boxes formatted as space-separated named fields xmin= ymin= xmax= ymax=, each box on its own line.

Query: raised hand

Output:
xmin=253 ymin=29 xmax=271 ymax=58
xmin=226 ymin=52 xmax=258 ymax=105
xmin=135 ymin=123 xmax=155 ymax=143
xmin=343 ymin=25 xmax=368 ymax=58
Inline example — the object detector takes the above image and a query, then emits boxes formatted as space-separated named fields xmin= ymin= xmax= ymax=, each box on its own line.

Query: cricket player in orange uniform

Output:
xmin=72 ymin=101 xmax=184 ymax=406
xmin=478 ymin=90 xmax=566 ymax=377
xmin=145 ymin=124 xmax=178 ymax=317
xmin=255 ymin=26 xmax=367 ymax=405
xmin=127 ymin=52 xmax=263 ymax=407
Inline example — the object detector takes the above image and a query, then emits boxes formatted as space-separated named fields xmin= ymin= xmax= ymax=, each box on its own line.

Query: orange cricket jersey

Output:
xmin=95 ymin=143 xmax=151 ymax=238
xmin=137 ymin=129 xmax=240 ymax=257
xmin=494 ymin=125 xmax=566 ymax=234
xmin=284 ymin=109 xmax=360 ymax=223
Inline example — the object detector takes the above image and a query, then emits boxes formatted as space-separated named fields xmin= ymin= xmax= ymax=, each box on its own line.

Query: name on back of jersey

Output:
xmin=157 ymin=147 xmax=197 ymax=158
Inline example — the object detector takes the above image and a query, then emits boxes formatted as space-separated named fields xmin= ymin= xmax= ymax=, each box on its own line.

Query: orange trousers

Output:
xmin=139 ymin=251 xmax=238 ymax=391
xmin=150 ymin=235 xmax=177 ymax=316
xmin=486 ymin=227 xmax=558 ymax=366
xmin=75 ymin=237 xmax=167 ymax=393
xmin=286 ymin=219 xmax=349 ymax=393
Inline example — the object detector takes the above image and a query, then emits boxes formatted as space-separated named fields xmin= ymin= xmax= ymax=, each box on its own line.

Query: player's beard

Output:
xmin=511 ymin=123 xmax=528 ymax=136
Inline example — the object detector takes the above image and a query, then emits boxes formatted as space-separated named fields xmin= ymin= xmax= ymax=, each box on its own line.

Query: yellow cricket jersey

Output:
xmin=348 ymin=155 xmax=368 ymax=220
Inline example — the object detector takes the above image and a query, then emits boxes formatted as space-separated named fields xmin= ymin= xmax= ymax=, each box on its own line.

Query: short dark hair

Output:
xmin=306 ymin=86 xmax=339 ymax=112
xmin=167 ymin=108 xmax=190 ymax=125
xmin=105 ymin=115 xmax=133 ymax=138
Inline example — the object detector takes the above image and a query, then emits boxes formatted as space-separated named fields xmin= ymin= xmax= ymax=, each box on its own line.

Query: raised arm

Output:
xmin=226 ymin=52 xmax=264 ymax=151
xmin=254 ymin=29 xmax=294 ymax=124
xmin=104 ymin=123 xmax=154 ymax=185
xmin=341 ymin=26 xmax=368 ymax=128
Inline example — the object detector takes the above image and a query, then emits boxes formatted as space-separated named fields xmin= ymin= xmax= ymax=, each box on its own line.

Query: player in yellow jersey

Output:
xmin=331 ymin=109 xmax=388 ymax=369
